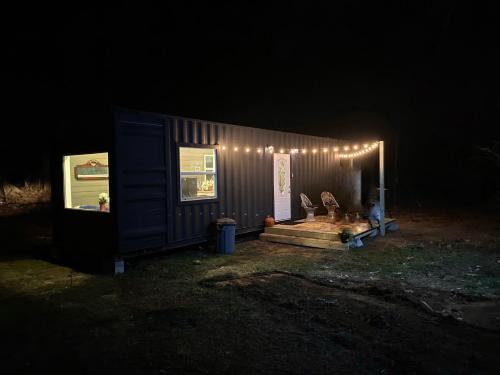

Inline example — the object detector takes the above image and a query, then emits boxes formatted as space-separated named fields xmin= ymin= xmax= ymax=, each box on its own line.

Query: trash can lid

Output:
xmin=216 ymin=217 xmax=236 ymax=225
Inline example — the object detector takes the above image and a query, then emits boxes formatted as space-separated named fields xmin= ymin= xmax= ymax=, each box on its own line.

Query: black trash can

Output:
xmin=216 ymin=218 xmax=236 ymax=254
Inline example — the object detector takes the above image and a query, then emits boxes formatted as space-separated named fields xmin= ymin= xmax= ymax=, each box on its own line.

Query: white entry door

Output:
xmin=273 ymin=153 xmax=291 ymax=222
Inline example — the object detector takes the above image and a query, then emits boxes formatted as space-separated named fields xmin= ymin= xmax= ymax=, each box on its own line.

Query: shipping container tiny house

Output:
xmin=52 ymin=107 xmax=382 ymax=264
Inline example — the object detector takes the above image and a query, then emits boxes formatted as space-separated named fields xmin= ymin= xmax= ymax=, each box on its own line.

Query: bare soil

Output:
xmin=0 ymin=205 xmax=499 ymax=374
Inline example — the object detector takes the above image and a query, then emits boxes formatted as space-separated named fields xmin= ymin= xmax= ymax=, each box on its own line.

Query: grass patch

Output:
xmin=2 ymin=181 xmax=50 ymax=205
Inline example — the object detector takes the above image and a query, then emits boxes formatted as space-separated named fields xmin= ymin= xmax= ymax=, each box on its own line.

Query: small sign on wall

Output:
xmin=74 ymin=160 xmax=109 ymax=180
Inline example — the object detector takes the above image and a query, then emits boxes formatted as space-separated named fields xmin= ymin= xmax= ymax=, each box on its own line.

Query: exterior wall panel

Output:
xmin=114 ymin=108 xmax=360 ymax=253
xmin=52 ymin=107 xmax=116 ymax=259
xmin=115 ymin=111 xmax=168 ymax=253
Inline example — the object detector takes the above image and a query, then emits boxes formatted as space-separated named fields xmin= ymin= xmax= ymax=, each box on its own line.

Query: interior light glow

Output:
xmin=323 ymin=148 xmax=328 ymax=153
xmin=279 ymin=149 xmax=284 ymax=153
xmin=245 ymin=147 xmax=250 ymax=153
xmin=257 ymin=148 xmax=262 ymax=153
xmin=222 ymin=146 xmax=226 ymax=150
xmin=312 ymin=149 xmax=317 ymax=153
xmin=333 ymin=147 xmax=339 ymax=152
xmin=234 ymin=147 xmax=238 ymax=151
xmin=302 ymin=149 xmax=307 ymax=154
xmin=344 ymin=146 xmax=350 ymax=151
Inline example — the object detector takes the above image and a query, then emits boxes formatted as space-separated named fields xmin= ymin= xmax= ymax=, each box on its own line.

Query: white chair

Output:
xmin=300 ymin=193 xmax=319 ymax=221
xmin=321 ymin=191 xmax=340 ymax=221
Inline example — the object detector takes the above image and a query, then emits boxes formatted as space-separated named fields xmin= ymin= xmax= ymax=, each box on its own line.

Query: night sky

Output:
xmin=6 ymin=2 xmax=500 ymax=206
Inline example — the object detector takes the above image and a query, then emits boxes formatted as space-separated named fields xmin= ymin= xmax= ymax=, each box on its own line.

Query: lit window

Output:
xmin=63 ymin=152 xmax=110 ymax=212
xmin=179 ymin=147 xmax=217 ymax=202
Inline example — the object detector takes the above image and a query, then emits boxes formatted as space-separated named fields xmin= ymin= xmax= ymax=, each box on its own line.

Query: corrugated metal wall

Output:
xmin=114 ymin=109 xmax=360 ymax=252
xmin=115 ymin=111 xmax=168 ymax=253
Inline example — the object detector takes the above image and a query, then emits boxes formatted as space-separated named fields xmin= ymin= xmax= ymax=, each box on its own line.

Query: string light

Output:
xmin=338 ymin=141 xmax=380 ymax=159
xmin=219 ymin=141 xmax=379 ymax=159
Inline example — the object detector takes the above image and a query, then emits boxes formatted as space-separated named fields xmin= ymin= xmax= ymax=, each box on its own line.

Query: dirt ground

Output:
xmin=1 ymin=204 xmax=499 ymax=374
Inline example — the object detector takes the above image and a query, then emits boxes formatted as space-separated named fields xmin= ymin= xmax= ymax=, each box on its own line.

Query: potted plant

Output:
xmin=339 ymin=226 xmax=353 ymax=243
xmin=98 ymin=192 xmax=109 ymax=212
xmin=264 ymin=215 xmax=275 ymax=227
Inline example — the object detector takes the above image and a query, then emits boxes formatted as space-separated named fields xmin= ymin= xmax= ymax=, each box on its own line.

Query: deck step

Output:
xmin=265 ymin=226 xmax=340 ymax=240
xmin=259 ymin=232 xmax=347 ymax=250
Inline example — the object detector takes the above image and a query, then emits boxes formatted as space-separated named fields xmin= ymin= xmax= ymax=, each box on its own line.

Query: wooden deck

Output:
xmin=259 ymin=216 xmax=398 ymax=250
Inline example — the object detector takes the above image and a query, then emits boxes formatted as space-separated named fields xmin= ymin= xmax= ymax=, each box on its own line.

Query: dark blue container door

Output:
xmin=115 ymin=113 xmax=168 ymax=253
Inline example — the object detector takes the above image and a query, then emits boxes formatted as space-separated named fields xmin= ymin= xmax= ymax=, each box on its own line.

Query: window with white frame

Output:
xmin=179 ymin=146 xmax=217 ymax=201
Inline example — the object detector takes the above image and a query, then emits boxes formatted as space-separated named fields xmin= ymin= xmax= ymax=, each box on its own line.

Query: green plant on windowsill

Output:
xmin=98 ymin=193 xmax=110 ymax=205
xmin=98 ymin=192 xmax=110 ymax=211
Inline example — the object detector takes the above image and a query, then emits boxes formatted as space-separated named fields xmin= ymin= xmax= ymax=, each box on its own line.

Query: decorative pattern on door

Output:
xmin=274 ymin=154 xmax=291 ymax=221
